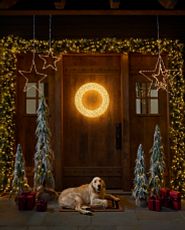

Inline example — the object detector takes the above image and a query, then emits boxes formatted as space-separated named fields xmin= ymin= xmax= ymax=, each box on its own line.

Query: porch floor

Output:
xmin=0 ymin=195 xmax=185 ymax=230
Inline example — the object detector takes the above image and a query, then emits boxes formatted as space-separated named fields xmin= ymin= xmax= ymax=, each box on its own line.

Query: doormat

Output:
xmin=58 ymin=196 xmax=125 ymax=212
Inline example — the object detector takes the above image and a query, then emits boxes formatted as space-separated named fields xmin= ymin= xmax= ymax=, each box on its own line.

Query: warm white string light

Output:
xmin=74 ymin=82 xmax=110 ymax=118
xmin=18 ymin=51 xmax=47 ymax=93
xmin=39 ymin=15 xmax=60 ymax=71
xmin=18 ymin=15 xmax=47 ymax=93
xmin=139 ymin=16 xmax=169 ymax=93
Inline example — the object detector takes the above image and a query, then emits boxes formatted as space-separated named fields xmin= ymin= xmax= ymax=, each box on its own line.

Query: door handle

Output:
xmin=115 ymin=122 xmax=122 ymax=150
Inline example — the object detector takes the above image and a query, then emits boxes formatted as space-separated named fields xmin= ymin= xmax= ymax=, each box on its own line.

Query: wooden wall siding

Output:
xmin=0 ymin=0 xmax=185 ymax=11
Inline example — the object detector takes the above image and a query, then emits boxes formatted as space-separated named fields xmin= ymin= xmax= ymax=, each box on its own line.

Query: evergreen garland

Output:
xmin=0 ymin=36 xmax=184 ymax=197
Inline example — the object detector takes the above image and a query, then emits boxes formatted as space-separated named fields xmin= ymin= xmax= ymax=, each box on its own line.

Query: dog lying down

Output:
xmin=58 ymin=177 xmax=120 ymax=215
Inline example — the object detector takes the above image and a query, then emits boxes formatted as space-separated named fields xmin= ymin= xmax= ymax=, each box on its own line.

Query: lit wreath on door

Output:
xmin=74 ymin=82 xmax=110 ymax=118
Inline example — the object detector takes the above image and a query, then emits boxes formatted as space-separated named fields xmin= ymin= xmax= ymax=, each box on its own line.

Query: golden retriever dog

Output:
xmin=58 ymin=177 xmax=120 ymax=215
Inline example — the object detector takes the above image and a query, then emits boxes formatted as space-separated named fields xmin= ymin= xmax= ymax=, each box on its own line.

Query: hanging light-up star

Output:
xmin=39 ymin=48 xmax=60 ymax=71
xmin=19 ymin=51 xmax=47 ymax=93
xmin=152 ymin=56 xmax=168 ymax=91
xmin=139 ymin=54 xmax=169 ymax=94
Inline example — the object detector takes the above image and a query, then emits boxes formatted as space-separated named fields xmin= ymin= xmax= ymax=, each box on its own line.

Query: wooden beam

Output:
xmin=0 ymin=0 xmax=19 ymax=9
xmin=109 ymin=0 xmax=120 ymax=9
xmin=0 ymin=10 xmax=185 ymax=16
xmin=54 ymin=0 xmax=66 ymax=10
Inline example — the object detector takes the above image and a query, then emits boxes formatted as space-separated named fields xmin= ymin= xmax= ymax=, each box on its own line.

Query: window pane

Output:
xmin=136 ymin=99 xmax=141 ymax=114
xmin=136 ymin=82 xmax=146 ymax=97
xmin=150 ymin=88 xmax=158 ymax=97
xmin=141 ymin=99 xmax=146 ymax=114
xmin=26 ymin=83 xmax=36 ymax=97
xmin=136 ymin=83 xmax=140 ymax=98
xmin=26 ymin=99 xmax=36 ymax=114
xmin=136 ymin=98 xmax=146 ymax=114
xmin=149 ymin=99 xmax=159 ymax=114
xmin=39 ymin=83 xmax=44 ymax=97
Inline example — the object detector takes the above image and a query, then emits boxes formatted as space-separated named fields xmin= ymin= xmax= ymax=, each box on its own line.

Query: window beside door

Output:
xmin=136 ymin=82 xmax=159 ymax=115
xmin=25 ymin=82 xmax=48 ymax=114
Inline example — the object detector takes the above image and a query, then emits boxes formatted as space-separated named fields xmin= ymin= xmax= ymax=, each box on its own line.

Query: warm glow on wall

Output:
xmin=74 ymin=82 xmax=110 ymax=118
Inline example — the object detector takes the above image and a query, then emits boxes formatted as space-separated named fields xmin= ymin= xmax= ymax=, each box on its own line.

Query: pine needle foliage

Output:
xmin=132 ymin=144 xmax=148 ymax=200
xmin=10 ymin=144 xmax=29 ymax=196
xmin=34 ymin=96 xmax=55 ymax=191
xmin=148 ymin=124 xmax=165 ymax=196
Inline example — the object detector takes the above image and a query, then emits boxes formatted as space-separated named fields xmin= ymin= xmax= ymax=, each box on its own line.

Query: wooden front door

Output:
xmin=61 ymin=54 xmax=124 ymax=189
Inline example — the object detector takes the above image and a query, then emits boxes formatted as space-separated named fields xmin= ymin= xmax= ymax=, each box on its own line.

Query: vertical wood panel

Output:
xmin=61 ymin=54 xmax=124 ymax=189
xmin=121 ymin=53 xmax=130 ymax=191
xmin=128 ymin=53 xmax=170 ymax=190
xmin=16 ymin=52 xmax=57 ymax=187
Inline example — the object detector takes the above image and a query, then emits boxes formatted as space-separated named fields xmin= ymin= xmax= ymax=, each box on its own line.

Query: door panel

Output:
xmin=16 ymin=53 xmax=55 ymax=186
xmin=128 ymin=53 xmax=170 ymax=190
xmin=62 ymin=55 xmax=123 ymax=189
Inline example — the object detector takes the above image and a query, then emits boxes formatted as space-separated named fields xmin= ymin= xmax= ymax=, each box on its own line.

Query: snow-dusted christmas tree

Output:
xmin=148 ymin=124 xmax=165 ymax=196
xmin=10 ymin=144 xmax=29 ymax=196
xmin=34 ymin=96 xmax=56 ymax=198
xmin=132 ymin=144 xmax=148 ymax=206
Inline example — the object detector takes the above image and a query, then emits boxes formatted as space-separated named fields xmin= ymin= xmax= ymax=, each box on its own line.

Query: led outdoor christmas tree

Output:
xmin=132 ymin=144 xmax=148 ymax=206
xmin=10 ymin=144 xmax=29 ymax=196
xmin=34 ymin=96 xmax=55 ymax=196
xmin=148 ymin=124 xmax=165 ymax=196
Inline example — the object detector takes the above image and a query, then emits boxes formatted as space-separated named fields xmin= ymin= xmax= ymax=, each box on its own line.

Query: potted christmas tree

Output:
xmin=10 ymin=144 xmax=30 ymax=197
xmin=132 ymin=144 xmax=148 ymax=207
xmin=148 ymin=124 xmax=165 ymax=197
xmin=34 ymin=96 xmax=57 ymax=201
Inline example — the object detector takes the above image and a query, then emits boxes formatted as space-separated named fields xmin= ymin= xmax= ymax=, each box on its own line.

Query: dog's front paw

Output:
xmin=83 ymin=210 xmax=93 ymax=215
xmin=102 ymin=199 xmax=108 ymax=208
xmin=114 ymin=197 xmax=120 ymax=202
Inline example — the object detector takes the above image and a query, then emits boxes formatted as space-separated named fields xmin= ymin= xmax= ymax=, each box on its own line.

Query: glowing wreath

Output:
xmin=74 ymin=82 xmax=110 ymax=118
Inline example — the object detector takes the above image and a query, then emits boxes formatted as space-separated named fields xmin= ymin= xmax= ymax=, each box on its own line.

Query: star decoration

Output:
xmin=18 ymin=52 xmax=48 ymax=93
xmin=38 ymin=48 xmax=60 ymax=71
xmin=139 ymin=54 xmax=169 ymax=94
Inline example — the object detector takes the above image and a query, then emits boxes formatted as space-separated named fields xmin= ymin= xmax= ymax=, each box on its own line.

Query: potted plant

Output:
xmin=132 ymin=144 xmax=148 ymax=207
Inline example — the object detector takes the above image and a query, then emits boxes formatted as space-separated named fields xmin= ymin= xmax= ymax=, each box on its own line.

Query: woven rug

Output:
xmin=58 ymin=196 xmax=128 ymax=212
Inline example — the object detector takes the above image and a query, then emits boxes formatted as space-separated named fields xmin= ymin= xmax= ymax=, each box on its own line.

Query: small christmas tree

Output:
xmin=148 ymin=124 xmax=165 ymax=197
xmin=10 ymin=144 xmax=29 ymax=197
xmin=34 ymin=96 xmax=56 ymax=199
xmin=132 ymin=144 xmax=148 ymax=206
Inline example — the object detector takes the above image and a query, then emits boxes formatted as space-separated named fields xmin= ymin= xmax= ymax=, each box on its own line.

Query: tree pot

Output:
xmin=135 ymin=197 xmax=147 ymax=207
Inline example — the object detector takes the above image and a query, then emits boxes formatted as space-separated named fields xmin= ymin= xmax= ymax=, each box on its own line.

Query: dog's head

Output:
xmin=91 ymin=177 xmax=106 ymax=193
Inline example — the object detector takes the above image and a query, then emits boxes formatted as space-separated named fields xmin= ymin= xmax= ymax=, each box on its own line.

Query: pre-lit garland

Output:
xmin=0 ymin=36 xmax=184 ymax=197
xmin=0 ymin=37 xmax=17 ymax=193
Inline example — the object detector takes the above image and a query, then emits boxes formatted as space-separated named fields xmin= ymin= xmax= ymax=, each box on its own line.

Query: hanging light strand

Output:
xmin=19 ymin=14 xmax=47 ymax=93
xmin=49 ymin=15 xmax=52 ymax=50
xmin=157 ymin=16 xmax=160 ymax=40
xmin=139 ymin=16 xmax=169 ymax=92
xmin=32 ymin=15 xmax=36 ymax=51
xmin=156 ymin=16 xmax=161 ymax=55
xmin=38 ymin=14 xmax=60 ymax=71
